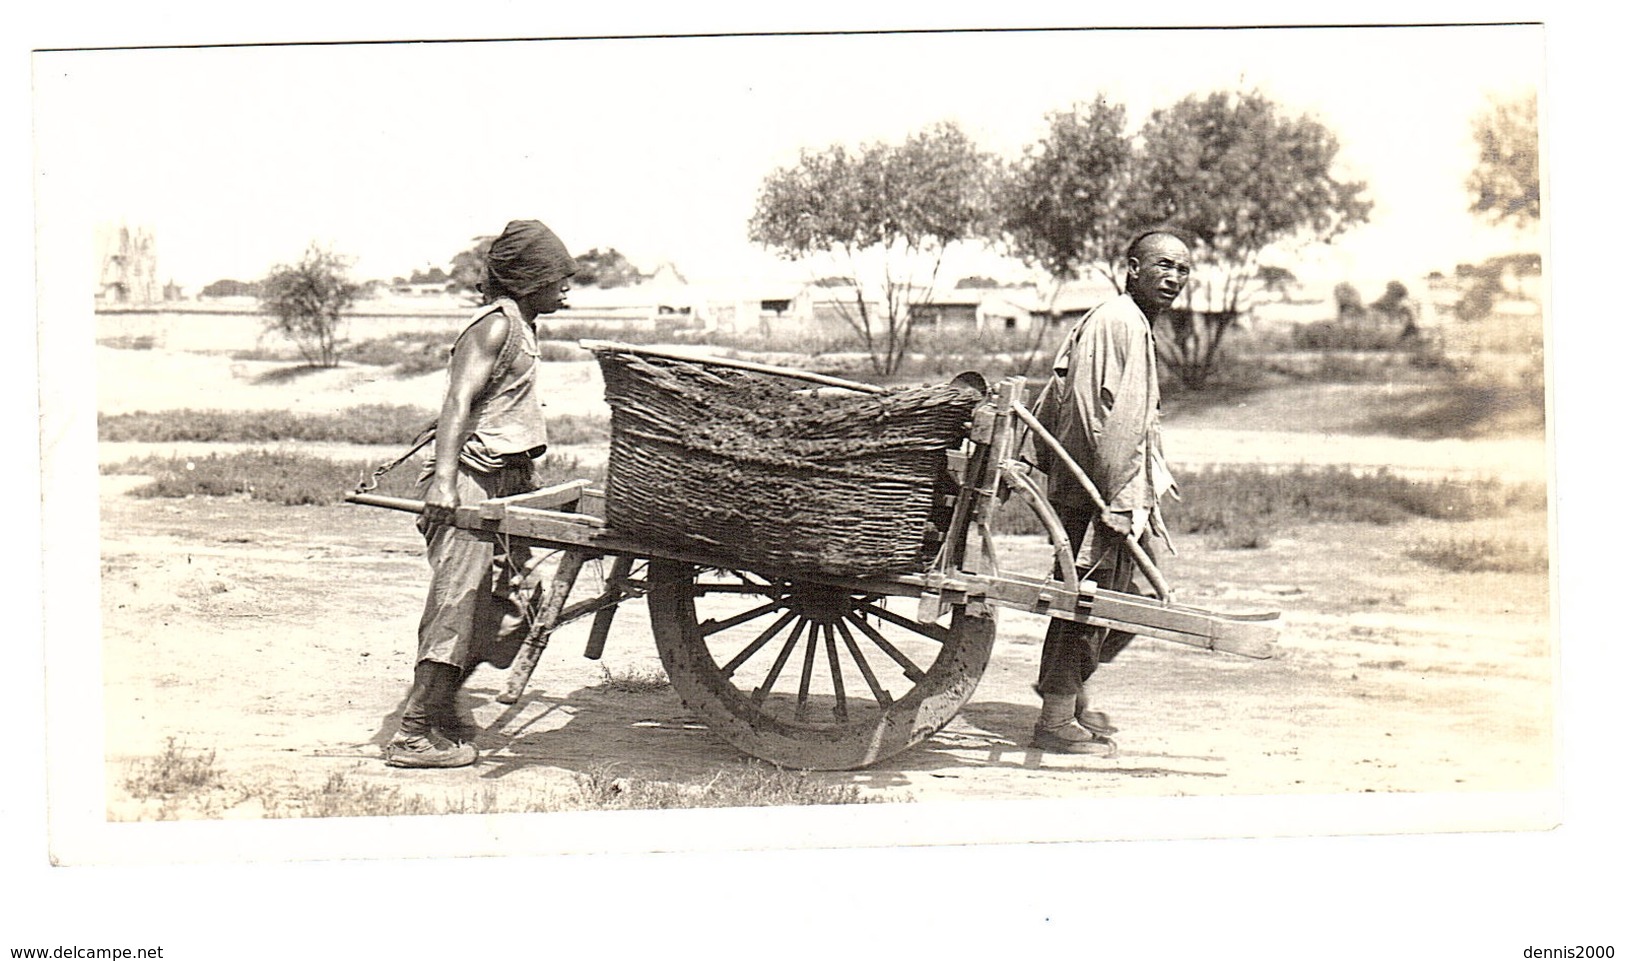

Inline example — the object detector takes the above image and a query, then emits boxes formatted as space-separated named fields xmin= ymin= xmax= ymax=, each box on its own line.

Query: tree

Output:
xmin=1000 ymin=96 xmax=1135 ymax=291
xmin=1256 ymin=265 xmax=1299 ymax=299
xmin=200 ymin=278 xmax=259 ymax=298
xmin=258 ymin=244 xmax=360 ymax=367
xmin=573 ymin=247 xmax=647 ymax=288
xmin=997 ymin=96 xmax=1136 ymax=374
xmin=1130 ymin=89 xmax=1371 ymax=387
xmin=1467 ymin=90 xmax=1540 ymax=228
xmin=449 ymin=235 xmax=496 ymax=300
xmin=408 ymin=265 xmax=450 ymax=285
xmin=749 ymin=121 xmax=999 ymax=375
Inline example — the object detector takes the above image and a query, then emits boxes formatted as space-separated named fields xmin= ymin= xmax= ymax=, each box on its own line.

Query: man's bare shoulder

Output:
xmin=456 ymin=303 xmax=512 ymax=356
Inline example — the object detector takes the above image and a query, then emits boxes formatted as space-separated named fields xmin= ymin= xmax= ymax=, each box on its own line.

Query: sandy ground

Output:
xmin=88 ymin=346 xmax=1556 ymax=828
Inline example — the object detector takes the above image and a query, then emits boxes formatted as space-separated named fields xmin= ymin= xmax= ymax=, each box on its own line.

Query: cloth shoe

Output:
xmin=1031 ymin=719 xmax=1119 ymax=757
xmin=1075 ymin=706 xmax=1118 ymax=737
xmin=1075 ymin=684 xmax=1119 ymax=736
xmin=432 ymin=709 xmax=481 ymax=746
xmin=383 ymin=731 xmax=477 ymax=769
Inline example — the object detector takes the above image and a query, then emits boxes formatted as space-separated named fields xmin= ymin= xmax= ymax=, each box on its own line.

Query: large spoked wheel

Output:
xmin=647 ymin=559 xmax=997 ymax=770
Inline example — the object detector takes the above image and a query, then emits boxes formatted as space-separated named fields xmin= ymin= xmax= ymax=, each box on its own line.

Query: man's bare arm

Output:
xmin=422 ymin=311 xmax=509 ymax=524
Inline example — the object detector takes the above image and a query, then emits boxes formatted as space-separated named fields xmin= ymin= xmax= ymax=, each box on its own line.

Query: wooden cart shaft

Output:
xmin=345 ymin=480 xmax=1277 ymax=660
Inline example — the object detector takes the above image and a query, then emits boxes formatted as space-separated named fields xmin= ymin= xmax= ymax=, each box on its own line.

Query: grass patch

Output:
xmin=994 ymin=465 xmax=1547 ymax=545
xmin=114 ymin=756 xmax=882 ymax=821
xmin=345 ymin=335 xmax=450 ymax=376
xmin=106 ymin=450 xmax=605 ymax=506
xmin=100 ymin=407 xmax=612 ymax=447
xmin=1407 ymin=536 xmax=1549 ymax=573
xmin=101 ymin=405 xmax=435 ymax=445
xmin=100 ymin=334 xmax=157 ymax=350
xmin=544 ymin=413 xmax=612 ymax=446
xmin=572 ymin=761 xmax=878 ymax=810
xmin=262 ymin=771 xmax=499 ymax=819
xmin=596 ymin=663 xmax=672 ymax=694
xmin=124 ymin=738 xmax=220 ymax=798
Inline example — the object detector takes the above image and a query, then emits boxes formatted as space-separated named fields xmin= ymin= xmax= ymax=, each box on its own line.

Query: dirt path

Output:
xmin=98 ymin=476 xmax=1553 ymax=818
xmin=91 ymin=345 xmax=1555 ymax=823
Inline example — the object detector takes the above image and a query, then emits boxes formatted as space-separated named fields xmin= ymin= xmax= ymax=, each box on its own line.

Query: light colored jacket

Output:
xmin=1034 ymin=293 xmax=1176 ymax=549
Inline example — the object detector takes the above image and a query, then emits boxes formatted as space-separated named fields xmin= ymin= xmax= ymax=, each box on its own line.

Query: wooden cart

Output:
xmin=348 ymin=344 xmax=1279 ymax=771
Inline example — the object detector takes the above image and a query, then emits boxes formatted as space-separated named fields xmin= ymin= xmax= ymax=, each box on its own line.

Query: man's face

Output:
xmin=1126 ymin=237 xmax=1192 ymax=313
xmin=525 ymin=276 xmax=571 ymax=315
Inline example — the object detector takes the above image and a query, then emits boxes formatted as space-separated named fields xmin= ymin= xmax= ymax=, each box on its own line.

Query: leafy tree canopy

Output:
xmin=573 ymin=247 xmax=648 ymax=288
xmin=449 ymin=236 xmax=496 ymax=297
xmin=749 ymin=121 xmax=998 ymax=374
xmin=1000 ymin=95 xmax=1135 ymax=289
xmin=1467 ymin=91 xmax=1540 ymax=228
xmin=1131 ymin=89 xmax=1372 ymax=314
xmin=201 ymin=278 xmax=259 ymax=298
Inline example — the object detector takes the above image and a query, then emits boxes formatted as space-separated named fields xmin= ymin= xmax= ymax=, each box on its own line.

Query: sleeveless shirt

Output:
xmin=456 ymin=298 xmax=550 ymax=472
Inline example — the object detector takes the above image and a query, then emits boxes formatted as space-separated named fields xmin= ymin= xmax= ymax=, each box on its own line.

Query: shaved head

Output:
xmin=1124 ymin=230 xmax=1192 ymax=317
xmin=1125 ymin=229 xmax=1191 ymax=264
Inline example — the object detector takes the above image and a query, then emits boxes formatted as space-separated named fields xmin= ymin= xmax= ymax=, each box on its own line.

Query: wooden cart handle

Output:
xmin=344 ymin=492 xmax=426 ymax=513
xmin=1011 ymin=404 xmax=1171 ymax=602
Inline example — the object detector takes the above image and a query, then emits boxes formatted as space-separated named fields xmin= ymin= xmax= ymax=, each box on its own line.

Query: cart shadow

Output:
xmin=881 ymin=700 xmax=1232 ymax=780
xmin=432 ymin=683 xmax=1228 ymax=789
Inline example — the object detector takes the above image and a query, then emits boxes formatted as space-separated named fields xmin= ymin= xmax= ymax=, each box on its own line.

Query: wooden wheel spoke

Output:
xmin=823 ymin=623 xmax=849 ymax=720
xmin=795 ymin=620 xmax=820 ymax=720
xmin=835 ymin=619 xmax=892 ymax=707
xmin=649 ymin=559 xmax=999 ymax=770
xmin=752 ymin=617 xmax=809 ymax=705
xmin=699 ymin=598 xmax=788 ymax=637
xmin=849 ymin=614 xmax=927 ymax=684
xmin=720 ymin=610 xmax=797 ymax=678
xmin=857 ymin=601 xmax=952 ymax=645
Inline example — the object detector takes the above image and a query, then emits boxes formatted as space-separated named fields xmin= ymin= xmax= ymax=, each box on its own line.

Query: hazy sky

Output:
xmin=35 ymin=24 xmax=1542 ymax=292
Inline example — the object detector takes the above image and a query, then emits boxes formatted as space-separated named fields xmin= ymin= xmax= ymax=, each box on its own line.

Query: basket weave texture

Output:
xmin=595 ymin=349 xmax=981 ymax=577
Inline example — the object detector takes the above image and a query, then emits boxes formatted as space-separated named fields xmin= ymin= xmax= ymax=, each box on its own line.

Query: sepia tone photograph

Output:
xmin=28 ymin=14 xmax=1612 ymax=953
xmin=35 ymin=21 xmax=1559 ymax=847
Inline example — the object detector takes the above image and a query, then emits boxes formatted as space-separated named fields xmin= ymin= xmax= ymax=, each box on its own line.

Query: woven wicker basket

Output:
xmin=594 ymin=348 xmax=982 ymax=577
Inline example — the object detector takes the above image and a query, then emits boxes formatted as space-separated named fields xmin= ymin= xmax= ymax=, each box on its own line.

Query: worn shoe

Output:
xmin=432 ymin=712 xmax=482 ymax=747
xmin=1075 ymin=707 xmax=1119 ymax=737
xmin=383 ymin=732 xmax=477 ymax=769
xmin=1031 ymin=720 xmax=1119 ymax=757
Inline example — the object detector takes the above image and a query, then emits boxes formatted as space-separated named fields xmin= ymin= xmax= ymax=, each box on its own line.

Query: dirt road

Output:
xmin=90 ymin=346 xmax=1556 ymax=827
